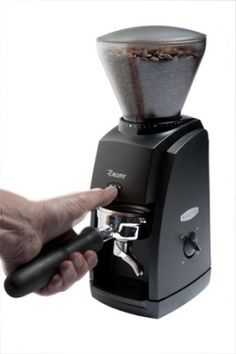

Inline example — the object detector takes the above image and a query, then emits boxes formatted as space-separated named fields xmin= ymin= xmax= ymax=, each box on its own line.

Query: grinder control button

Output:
xmin=107 ymin=182 xmax=122 ymax=191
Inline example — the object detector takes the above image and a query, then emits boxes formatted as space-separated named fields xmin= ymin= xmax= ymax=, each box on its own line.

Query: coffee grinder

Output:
xmin=4 ymin=26 xmax=211 ymax=319
xmin=90 ymin=26 xmax=211 ymax=318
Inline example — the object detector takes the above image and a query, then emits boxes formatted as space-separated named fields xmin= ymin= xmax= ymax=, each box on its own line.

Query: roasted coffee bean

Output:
xmin=150 ymin=56 xmax=160 ymax=62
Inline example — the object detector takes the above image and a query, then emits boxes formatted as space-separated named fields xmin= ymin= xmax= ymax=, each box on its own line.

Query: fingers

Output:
xmin=65 ymin=186 xmax=118 ymax=221
xmin=39 ymin=186 xmax=118 ymax=243
xmin=37 ymin=251 xmax=98 ymax=296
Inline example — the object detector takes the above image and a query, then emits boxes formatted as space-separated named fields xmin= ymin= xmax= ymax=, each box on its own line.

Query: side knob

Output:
xmin=182 ymin=232 xmax=201 ymax=258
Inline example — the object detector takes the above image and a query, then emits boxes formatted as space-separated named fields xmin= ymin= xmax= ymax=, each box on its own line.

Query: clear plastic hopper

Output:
xmin=97 ymin=26 xmax=206 ymax=123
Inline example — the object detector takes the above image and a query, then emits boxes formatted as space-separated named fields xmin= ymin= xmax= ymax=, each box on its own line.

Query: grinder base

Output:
xmin=90 ymin=269 xmax=211 ymax=318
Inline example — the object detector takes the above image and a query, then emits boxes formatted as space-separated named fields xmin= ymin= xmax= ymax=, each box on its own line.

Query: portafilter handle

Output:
xmin=4 ymin=223 xmax=143 ymax=298
xmin=4 ymin=227 xmax=104 ymax=298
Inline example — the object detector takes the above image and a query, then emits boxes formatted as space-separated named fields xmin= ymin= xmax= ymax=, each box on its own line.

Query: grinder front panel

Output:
xmin=90 ymin=119 xmax=211 ymax=318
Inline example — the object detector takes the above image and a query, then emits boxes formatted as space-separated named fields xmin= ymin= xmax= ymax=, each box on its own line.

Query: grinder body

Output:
xmin=90 ymin=116 xmax=211 ymax=318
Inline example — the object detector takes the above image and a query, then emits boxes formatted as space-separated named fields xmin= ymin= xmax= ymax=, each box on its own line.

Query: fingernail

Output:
xmin=105 ymin=185 xmax=118 ymax=193
xmin=85 ymin=252 xmax=98 ymax=269
xmin=75 ymin=254 xmax=82 ymax=268
xmin=61 ymin=262 xmax=70 ymax=273
xmin=52 ymin=274 xmax=61 ymax=284
xmin=52 ymin=275 xmax=62 ymax=288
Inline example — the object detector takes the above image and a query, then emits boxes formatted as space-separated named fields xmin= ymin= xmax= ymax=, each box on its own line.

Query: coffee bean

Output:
xmin=150 ymin=56 xmax=160 ymax=62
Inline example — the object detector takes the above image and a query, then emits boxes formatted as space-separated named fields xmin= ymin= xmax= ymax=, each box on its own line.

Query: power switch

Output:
xmin=181 ymin=232 xmax=201 ymax=258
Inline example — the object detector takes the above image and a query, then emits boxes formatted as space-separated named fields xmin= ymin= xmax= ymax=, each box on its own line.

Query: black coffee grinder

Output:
xmin=90 ymin=26 xmax=211 ymax=318
xmin=4 ymin=26 xmax=211 ymax=319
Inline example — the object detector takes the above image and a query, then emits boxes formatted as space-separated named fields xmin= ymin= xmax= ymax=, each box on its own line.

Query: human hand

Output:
xmin=0 ymin=187 xmax=117 ymax=295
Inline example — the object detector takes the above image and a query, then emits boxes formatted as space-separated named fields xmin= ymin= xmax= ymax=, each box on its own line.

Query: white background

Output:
xmin=0 ymin=1 xmax=235 ymax=354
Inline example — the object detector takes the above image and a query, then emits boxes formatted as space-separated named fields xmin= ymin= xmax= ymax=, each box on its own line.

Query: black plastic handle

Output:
xmin=4 ymin=227 xmax=103 ymax=298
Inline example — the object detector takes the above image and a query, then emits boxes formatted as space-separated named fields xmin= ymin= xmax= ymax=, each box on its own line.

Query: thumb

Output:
xmin=38 ymin=186 xmax=118 ymax=243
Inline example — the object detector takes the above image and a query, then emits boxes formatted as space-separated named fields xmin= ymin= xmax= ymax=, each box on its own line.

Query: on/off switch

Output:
xmin=107 ymin=182 xmax=123 ymax=192
xmin=181 ymin=232 xmax=201 ymax=258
